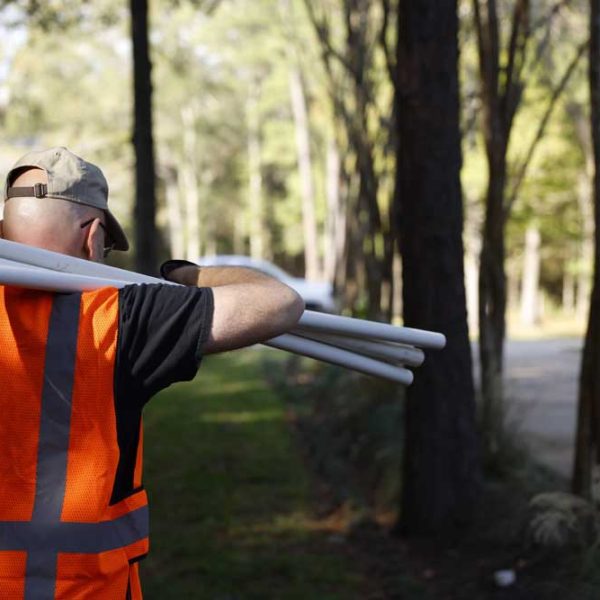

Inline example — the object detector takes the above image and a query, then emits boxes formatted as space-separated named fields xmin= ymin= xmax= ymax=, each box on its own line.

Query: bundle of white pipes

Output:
xmin=0 ymin=238 xmax=446 ymax=385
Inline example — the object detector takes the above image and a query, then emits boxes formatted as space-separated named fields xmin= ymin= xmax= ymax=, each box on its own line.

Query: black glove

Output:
xmin=159 ymin=259 xmax=199 ymax=280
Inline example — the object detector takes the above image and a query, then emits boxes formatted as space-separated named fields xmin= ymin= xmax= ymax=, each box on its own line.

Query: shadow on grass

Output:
xmin=140 ymin=351 xmax=364 ymax=600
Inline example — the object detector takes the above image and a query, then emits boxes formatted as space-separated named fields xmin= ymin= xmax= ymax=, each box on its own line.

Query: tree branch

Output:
xmin=503 ymin=0 xmax=526 ymax=99
xmin=303 ymin=0 xmax=356 ymax=76
xmin=530 ymin=0 xmax=570 ymax=35
xmin=380 ymin=0 xmax=397 ymax=89
xmin=473 ymin=0 xmax=500 ymax=111
xmin=502 ymin=0 xmax=530 ymax=136
xmin=504 ymin=39 xmax=588 ymax=217
xmin=487 ymin=0 xmax=501 ymax=90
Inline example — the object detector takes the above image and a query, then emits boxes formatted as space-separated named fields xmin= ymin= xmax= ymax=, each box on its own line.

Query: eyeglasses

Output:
xmin=80 ymin=218 xmax=115 ymax=258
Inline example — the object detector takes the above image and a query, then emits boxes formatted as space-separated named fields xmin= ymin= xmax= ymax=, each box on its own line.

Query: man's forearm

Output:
xmin=169 ymin=265 xmax=278 ymax=288
xmin=166 ymin=263 xmax=305 ymax=352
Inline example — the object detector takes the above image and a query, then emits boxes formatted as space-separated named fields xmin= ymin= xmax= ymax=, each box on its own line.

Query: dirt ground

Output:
xmin=348 ymin=338 xmax=592 ymax=599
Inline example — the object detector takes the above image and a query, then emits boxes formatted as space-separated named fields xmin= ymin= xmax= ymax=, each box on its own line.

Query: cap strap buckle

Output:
xmin=33 ymin=183 xmax=47 ymax=198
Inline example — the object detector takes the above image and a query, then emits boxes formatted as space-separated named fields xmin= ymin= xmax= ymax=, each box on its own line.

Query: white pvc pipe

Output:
xmin=0 ymin=264 xmax=415 ymax=385
xmin=0 ymin=259 xmax=429 ymax=365
xmin=297 ymin=310 xmax=446 ymax=350
xmin=0 ymin=238 xmax=445 ymax=351
xmin=298 ymin=331 xmax=425 ymax=367
xmin=0 ymin=264 xmax=132 ymax=293
xmin=0 ymin=238 xmax=169 ymax=285
xmin=0 ymin=242 xmax=448 ymax=384
xmin=266 ymin=334 xmax=414 ymax=385
xmin=0 ymin=257 xmax=50 ymax=271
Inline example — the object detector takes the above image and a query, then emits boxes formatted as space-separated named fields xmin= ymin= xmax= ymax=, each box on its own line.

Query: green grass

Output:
xmin=140 ymin=350 xmax=363 ymax=600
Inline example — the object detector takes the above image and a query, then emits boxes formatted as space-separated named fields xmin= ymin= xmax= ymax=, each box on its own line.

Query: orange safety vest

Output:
xmin=0 ymin=286 xmax=149 ymax=599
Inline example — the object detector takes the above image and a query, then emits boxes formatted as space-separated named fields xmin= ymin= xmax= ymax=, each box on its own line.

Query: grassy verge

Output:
xmin=140 ymin=350 xmax=363 ymax=600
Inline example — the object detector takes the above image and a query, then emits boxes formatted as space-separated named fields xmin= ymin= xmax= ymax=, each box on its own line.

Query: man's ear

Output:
xmin=84 ymin=218 xmax=105 ymax=263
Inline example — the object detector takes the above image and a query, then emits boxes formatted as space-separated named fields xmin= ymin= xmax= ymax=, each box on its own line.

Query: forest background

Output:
xmin=1 ymin=0 xmax=600 ymax=598
xmin=0 ymin=0 xmax=590 ymax=334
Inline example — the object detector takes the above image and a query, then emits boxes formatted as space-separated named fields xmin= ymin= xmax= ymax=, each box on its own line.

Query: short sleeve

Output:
xmin=115 ymin=283 xmax=214 ymax=404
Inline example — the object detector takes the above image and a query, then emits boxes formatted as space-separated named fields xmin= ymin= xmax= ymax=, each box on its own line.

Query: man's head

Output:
xmin=0 ymin=147 xmax=129 ymax=262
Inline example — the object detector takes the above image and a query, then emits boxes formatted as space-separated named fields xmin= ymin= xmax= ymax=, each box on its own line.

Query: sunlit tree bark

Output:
xmin=324 ymin=135 xmax=345 ymax=286
xmin=288 ymin=66 xmax=321 ymax=280
xmin=180 ymin=104 xmax=202 ymax=261
xmin=520 ymin=224 xmax=541 ymax=327
xmin=247 ymin=84 xmax=269 ymax=260
xmin=281 ymin=0 xmax=321 ymax=281
xmin=568 ymin=108 xmax=596 ymax=320
xmin=163 ymin=166 xmax=185 ymax=258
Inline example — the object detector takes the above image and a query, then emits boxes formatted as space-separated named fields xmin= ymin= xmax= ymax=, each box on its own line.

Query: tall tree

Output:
xmin=565 ymin=101 xmax=595 ymax=320
xmin=573 ymin=0 xmax=600 ymax=499
xmin=130 ymin=0 xmax=158 ymax=274
xmin=280 ymin=0 xmax=322 ymax=281
xmin=247 ymin=81 xmax=269 ymax=260
xmin=473 ymin=0 xmax=586 ymax=456
xmin=396 ymin=0 xmax=481 ymax=533
xmin=303 ymin=0 xmax=394 ymax=318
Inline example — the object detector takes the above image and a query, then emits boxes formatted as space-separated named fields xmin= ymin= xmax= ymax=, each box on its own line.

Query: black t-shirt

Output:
xmin=110 ymin=283 xmax=214 ymax=504
xmin=115 ymin=283 xmax=214 ymax=405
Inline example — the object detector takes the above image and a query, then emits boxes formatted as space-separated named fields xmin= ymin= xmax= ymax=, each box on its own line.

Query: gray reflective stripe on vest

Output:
xmin=0 ymin=294 xmax=149 ymax=600
xmin=0 ymin=506 xmax=149 ymax=553
xmin=33 ymin=292 xmax=80 ymax=524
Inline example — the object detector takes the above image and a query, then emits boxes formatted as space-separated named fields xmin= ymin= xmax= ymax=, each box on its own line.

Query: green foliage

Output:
xmin=0 ymin=1 xmax=134 ymax=260
xmin=265 ymin=352 xmax=405 ymax=516
xmin=0 ymin=0 xmax=593 ymax=288
xmin=461 ymin=0 xmax=591 ymax=308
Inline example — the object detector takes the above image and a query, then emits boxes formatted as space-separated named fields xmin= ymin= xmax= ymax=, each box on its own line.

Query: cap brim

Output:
xmin=105 ymin=209 xmax=129 ymax=252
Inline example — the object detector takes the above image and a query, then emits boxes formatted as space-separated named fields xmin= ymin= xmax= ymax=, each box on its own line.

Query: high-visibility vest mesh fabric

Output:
xmin=0 ymin=286 xmax=148 ymax=600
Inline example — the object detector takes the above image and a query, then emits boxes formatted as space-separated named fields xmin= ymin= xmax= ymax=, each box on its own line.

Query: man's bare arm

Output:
xmin=167 ymin=265 xmax=305 ymax=354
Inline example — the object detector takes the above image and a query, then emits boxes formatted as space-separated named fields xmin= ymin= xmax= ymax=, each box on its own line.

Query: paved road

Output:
xmin=475 ymin=338 xmax=583 ymax=477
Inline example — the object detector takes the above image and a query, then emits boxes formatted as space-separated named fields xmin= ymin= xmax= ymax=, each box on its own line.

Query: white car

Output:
xmin=196 ymin=255 xmax=337 ymax=313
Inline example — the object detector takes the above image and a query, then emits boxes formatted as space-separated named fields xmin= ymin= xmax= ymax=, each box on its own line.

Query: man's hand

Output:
xmin=165 ymin=263 xmax=305 ymax=354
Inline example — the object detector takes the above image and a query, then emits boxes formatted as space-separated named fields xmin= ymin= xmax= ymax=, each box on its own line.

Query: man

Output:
xmin=0 ymin=147 xmax=304 ymax=599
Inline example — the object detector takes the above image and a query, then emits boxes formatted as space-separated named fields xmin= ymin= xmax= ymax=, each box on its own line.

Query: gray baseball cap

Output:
xmin=4 ymin=146 xmax=129 ymax=251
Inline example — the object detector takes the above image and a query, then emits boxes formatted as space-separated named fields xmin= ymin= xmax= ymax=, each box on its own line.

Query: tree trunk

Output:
xmin=355 ymin=134 xmax=384 ymax=318
xmin=130 ymin=0 xmax=158 ymax=274
xmin=180 ymin=159 xmax=201 ymax=261
xmin=288 ymin=65 xmax=321 ymax=280
xmin=464 ymin=226 xmax=481 ymax=337
xmin=478 ymin=153 xmax=508 ymax=458
xmin=520 ymin=224 xmax=541 ymax=327
xmin=180 ymin=104 xmax=201 ymax=261
xmin=281 ymin=0 xmax=321 ymax=281
xmin=473 ymin=0 xmax=536 ymax=461
xmin=164 ymin=167 xmax=184 ymax=258
xmin=247 ymin=88 xmax=267 ymax=260
xmin=397 ymin=0 xmax=481 ymax=535
xmin=303 ymin=0 xmax=391 ymax=317
xmin=342 ymin=169 xmax=364 ymax=312
xmin=577 ymin=170 xmax=595 ymax=320
xmin=563 ymin=262 xmax=576 ymax=314
xmin=573 ymin=0 xmax=600 ymax=499
xmin=391 ymin=249 xmax=403 ymax=322
xmin=565 ymin=102 xmax=596 ymax=321
xmin=233 ymin=211 xmax=246 ymax=256
xmin=324 ymin=135 xmax=344 ymax=286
